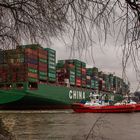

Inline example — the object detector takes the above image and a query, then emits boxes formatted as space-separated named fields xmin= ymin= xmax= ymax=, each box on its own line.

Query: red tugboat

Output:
xmin=121 ymin=95 xmax=140 ymax=112
xmin=127 ymin=101 xmax=140 ymax=112
xmin=72 ymin=94 xmax=135 ymax=113
xmin=71 ymin=103 xmax=135 ymax=113
xmin=134 ymin=104 xmax=140 ymax=112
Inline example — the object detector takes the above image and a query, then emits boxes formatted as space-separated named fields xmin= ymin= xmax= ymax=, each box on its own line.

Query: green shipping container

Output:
xmin=28 ymin=68 xmax=37 ymax=73
xmin=57 ymin=60 xmax=65 ymax=64
xmin=48 ymin=77 xmax=56 ymax=82
xmin=70 ymin=75 xmax=75 ymax=79
xmin=75 ymin=73 xmax=81 ymax=77
xmin=81 ymin=62 xmax=86 ymax=68
xmin=39 ymin=71 xmax=47 ymax=76
xmin=91 ymin=81 xmax=94 ymax=86
xmin=19 ymin=44 xmax=42 ymax=50
xmin=39 ymin=58 xmax=47 ymax=63
xmin=48 ymin=61 xmax=55 ymax=65
xmin=44 ymin=48 xmax=56 ymax=54
xmin=70 ymin=71 xmax=75 ymax=75
xmin=28 ymin=77 xmax=38 ymax=82
xmin=48 ymin=53 xmax=56 ymax=58
xmin=70 ymin=82 xmax=75 ymax=85
xmin=48 ymin=57 xmax=56 ymax=62
xmin=56 ymin=63 xmax=64 ymax=68
xmin=70 ymin=77 xmax=75 ymax=81
xmin=48 ymin=73 xmax=56 ymax=78
xmin=48 ymin=65 xmax=56 ymax=70
xmin=48 ymin=68 xmax=56 ymax=73
xmin=75 ymin=69 xmax=81 ymax=72
xmin=87 ymin=85 xmax=91 ymax=88
xmin=39 ymin=75 xmax=47 ymax=80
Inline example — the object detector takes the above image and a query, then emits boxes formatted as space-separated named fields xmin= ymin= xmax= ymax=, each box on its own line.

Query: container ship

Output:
xmin=0 ymin=44 xmax=129 ymax=109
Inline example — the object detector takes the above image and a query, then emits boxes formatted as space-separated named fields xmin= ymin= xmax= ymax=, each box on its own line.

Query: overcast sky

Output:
xmin=50 ymin=38 xmax=138 ymax=92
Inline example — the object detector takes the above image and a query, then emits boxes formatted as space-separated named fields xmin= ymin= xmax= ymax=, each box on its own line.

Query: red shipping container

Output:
xmin=32 ymin=51 xmax=38 ymax=56
xmin=17 ymin=73 xmax=27 ymax=77
xmin=25 ymin=48 xmax=38 ymax=56
xmin=38 ymin=66 xmax=47 ymax=72
xmin=76 ymin=78 xmax=81 ymax=87
xmin=76 ymin=79 xmax=81 ymax=83
xmin=38 ymin=62 xmax=47 ymax=68
xmin=27 ymin=63 xmax=38 ymax=69
xmin=76 ymin=80 xmax=81 ymax=83
xmin=25 ymin=54 xmax=38 ymax=59
xmin=81 ymin=68 xmax=86 ymax=74
xmin=76 ymin=83 xmax=81 ymax=86
xmin=82 ymin=80 xmax=86 ymax=84
xmin=17 ymin=75 xmax=27 ymax=81
xmin=27 ymin=72 xmax=38 ymax=78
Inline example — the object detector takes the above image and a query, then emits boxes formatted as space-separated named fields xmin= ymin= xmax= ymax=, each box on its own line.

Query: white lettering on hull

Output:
xmin=69 ymin=90 xmax=86 ymax=100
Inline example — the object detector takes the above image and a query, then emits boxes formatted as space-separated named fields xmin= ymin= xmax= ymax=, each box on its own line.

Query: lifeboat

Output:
xmin=71 ymin=103 xmax=135 ymax=113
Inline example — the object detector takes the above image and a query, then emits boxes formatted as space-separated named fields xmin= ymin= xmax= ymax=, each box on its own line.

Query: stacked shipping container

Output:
xmin=0 ymin=44 xmax=57 ymax=84
xmin=57 ymin=60 xmax=76 ymax=85
xmin=38 ymin=48 xmax=48 ymax=81
xmin=113 ymin=76 xmax=123 ymax=93
xmin=81 ymin=62 xmax=86 ymax=88
xmin=86 ymin=67 xmax=99 ymax=90
xmin=56 ymin=59 xmax=86 ymax=87
xmin=44 ymin=48 xmax=56 ymax=82
xmin=0 ymin=44 xmax=128 ymax=94
xmin=25 ymin=48 xmax=38 ymax=82
xmin=74 ymin=60 xmax=82 ymax=87
xmin=103 ymin=74 xmax=110 ymax=91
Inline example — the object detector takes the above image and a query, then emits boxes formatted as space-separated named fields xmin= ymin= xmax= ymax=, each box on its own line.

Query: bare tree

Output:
xmin=0 ymin=0 xmax=139 ymax=46
xmin=0 ymin=0 xmax=140 ymax=82
xmin=0 ymin=0 xmax=68 ymax=49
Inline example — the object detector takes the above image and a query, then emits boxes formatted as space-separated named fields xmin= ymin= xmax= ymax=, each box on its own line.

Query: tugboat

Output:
xmin=121 ymin=95 xmax=140 ymax=112
xmin=71 ymin=94 xmax=135 ymax=113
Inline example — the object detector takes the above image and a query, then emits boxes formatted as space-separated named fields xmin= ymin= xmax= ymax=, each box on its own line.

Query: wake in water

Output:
xmin=0 ymin=110 xmax=73 ymax=114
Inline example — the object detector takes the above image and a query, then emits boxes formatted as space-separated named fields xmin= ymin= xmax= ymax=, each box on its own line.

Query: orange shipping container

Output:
xmin=38 ymin=48 xmax=48 ymax=55
xmin=68 ymin=64 xmax=75 ymax=68
xmin=38 ymin=53 xmax=47 ymax=59
xmin=25 ymin=48 xmax=32 ymax=54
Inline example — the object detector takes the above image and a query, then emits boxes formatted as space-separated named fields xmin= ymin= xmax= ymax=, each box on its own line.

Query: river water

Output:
xmin=0 ymin=110 xmax=140 ymax=140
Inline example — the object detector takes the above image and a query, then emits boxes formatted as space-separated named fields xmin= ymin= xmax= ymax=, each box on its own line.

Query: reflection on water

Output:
xmin=0 ymin=117 xmax=16 ymax=140
xmin=0 ymin=110 xmax=140 ymax=140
